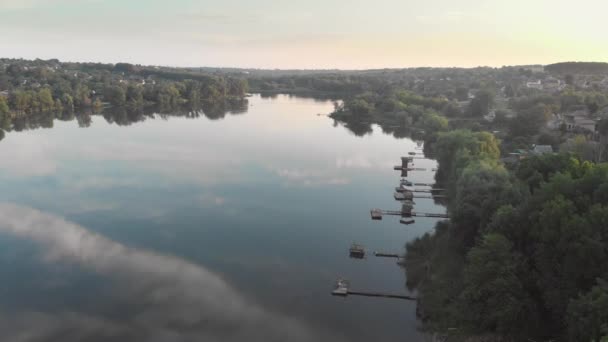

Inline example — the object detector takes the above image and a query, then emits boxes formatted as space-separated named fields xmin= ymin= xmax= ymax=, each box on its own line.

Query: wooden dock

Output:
xmin=394 ymin=166 xmax=427 ymax=171
xmin=374 ymin=252 xmax=401 ymax=258
xmin=396 ymin=187 xmax=446 ymax=193
xmin=371 ymin=208 xmax=449 ymax=219
xmin=346 ymin=291 xmax=416 ymax=300
xmin=332 ymin=279 xmax=416 ymax=301
xmin=413 ymin=182 xmax=436 ymax=187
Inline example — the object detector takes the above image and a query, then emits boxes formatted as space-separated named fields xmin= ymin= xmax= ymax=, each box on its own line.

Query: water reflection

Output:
xmin=0 ymin=94 xmax=440 ymax=342
xmin=0 ymin=203 xmax=336 ymax=342
xmin=4 ymin=99 xmax=249 ymax=134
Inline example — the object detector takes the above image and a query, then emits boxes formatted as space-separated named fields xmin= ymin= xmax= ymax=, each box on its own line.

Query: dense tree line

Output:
xmin=405 ymin=130 xmax=608 ymax=341
xmin=329 ymin=90 xmax=451 ymax=138
xmin=0 ymin=59 xmax=248 ymax=136
xmin=546 ymin=62 xmax=608 ymax=75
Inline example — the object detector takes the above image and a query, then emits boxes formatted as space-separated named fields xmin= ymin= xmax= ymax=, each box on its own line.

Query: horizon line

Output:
xmin=3 ymin=56 xmax=607 ymax=72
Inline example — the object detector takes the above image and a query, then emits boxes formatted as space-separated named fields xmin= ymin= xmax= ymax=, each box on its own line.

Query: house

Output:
xmin=547 ymin=113 xmax=563 ymax=130
xmin=526 ymin=80 xmax=543 ymax=90
xmin=532 ymin=145 xmax=554 ymax=155
xmin=543 ymin=77 xmax=562 ymax=91
xmin=484 ymin=110 xmax=496 ymax=122
xmin=551 ymin=109 xmax=597 ymax=132
xmin=564 ymin=112 xmax=597 ymax=133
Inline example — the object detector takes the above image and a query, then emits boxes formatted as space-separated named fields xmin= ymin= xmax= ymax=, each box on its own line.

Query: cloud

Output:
xmin=0 ymin=0 xmax=93 ymax=10
xmin=0 ymin=203 xmax=334 ymax=342
xmin=198 ymin=193 xmax=227 ymax=207
xmin=274 ymin=168 xmax=349 ymax=187
xmin=0 ymin=134 xmax=58 ymax=177
xmin=335 ymin=156 xmax=372 ymax=169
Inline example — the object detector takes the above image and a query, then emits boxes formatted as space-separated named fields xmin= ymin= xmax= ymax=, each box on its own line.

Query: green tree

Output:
xmin=126 ymin=84 xmax=144 ymax=106
xmin=565 ymin=74 xmax=575 ymax=86
xmin=74 ymin=84 xmax=92 ymax=107
xmin=104 ymin=85 xmax=126 ymax=106
xmin=61 ymin=94 xmax=74 ymax=112
xmin=157 ymin=84 xmax=181 ymax=109
xmin=421 ymin=110 xmax=448 ymax=133
xmin=469 ymin=89 xmax=494 ymax=117
xmin=348 ymin=98 xmax=373 ymax=116
xmin=460 ymin=233 xmax=535 ymax=335
xmin=509 ymin=103 xmax=549 ymax=137
xmin=455 ymin=87 xmax=469 ymax=101
xmin=567 ymin=279 xmax=608 ymax=342
xmin=37 ymin=88 xmax=55 ymax=112
xmin=0 ymin=96 xmax=9 ymax=117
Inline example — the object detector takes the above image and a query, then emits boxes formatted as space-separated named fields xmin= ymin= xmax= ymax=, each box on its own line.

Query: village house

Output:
xmin=543 ymin=77 xmax=564 ymax=91
xmin=547 ymin=113 xmax=563 ymax=130
xmin=563 ymin=111 xmax=597 ymax=133
xmin=483 ymin=110 xmax=496 ymax=122
xmin=526 ymin=80 xmax=543 ymax=90
xmin=532 ymin=144 xmax=554 ymax=155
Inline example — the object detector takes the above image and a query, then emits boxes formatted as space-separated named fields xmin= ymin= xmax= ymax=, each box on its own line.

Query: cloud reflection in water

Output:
xmin=0 ymin=203 xmax=335 ymax=342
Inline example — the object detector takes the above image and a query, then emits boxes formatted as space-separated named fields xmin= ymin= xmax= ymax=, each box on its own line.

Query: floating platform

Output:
xmin=400 ymin=179 xmax=414 ymax=187
xmin=370 ymin=209 xmax=383 ymax=220
xmin=349 ymin=244 xmax=366 ymax=259
xmin=332 ymin=279 xmax=416 ymax=301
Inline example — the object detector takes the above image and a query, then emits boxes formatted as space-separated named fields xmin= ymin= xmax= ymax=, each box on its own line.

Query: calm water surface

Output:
xmin=0 ymin=94 xmax=443 ymax=342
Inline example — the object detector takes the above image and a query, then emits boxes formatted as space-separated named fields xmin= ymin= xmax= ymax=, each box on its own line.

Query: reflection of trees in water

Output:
xmin=0 ymin=99 xmax=251 ymax=139
xmin=103 ymin=106 xmax=151 ymax=126
xmin=11 ymin=112 xmax=55 ymax=131
xmin=260 ymin=92 xmax=341 ymax=102
xmin=341 ymin=120 xmax=373 ymax=137
xmin=201 ymin=98 xmax=249 ymax=120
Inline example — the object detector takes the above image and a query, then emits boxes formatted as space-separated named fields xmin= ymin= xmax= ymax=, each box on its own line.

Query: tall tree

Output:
xmin=469 ymin=89 xmax=494 ymax=117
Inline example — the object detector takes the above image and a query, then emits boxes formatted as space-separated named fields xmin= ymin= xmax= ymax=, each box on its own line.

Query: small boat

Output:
xmin=400 ymin=218 xmax=415 ymax=225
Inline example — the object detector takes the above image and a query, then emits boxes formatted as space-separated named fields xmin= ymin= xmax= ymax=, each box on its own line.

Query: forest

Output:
xmin=0 ymin=59 xmax=248 ymax=139
xmin=315 ymin=63 xmax=608 ymax=341
xmin=405 ymin=130 xmax=608 ymax=341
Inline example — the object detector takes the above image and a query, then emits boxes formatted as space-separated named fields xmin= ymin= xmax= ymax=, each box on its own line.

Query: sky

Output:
xmin=0 ymin=0 xmax=607 ymax=69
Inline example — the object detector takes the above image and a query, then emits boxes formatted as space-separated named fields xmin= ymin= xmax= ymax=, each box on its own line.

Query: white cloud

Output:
xmin=198 ymin=193 xmax=226 ymax=207
xmin=0 ymin=134 xmax=58 ymax=177
xmin=0 ymin=0 xmax=83 ymax=10
xmin=335 ymin=156 xmax=372 ymax=169
xmin=274 ymin=168 xmax=349 ymax=187
xmin=0 ymin=203 xmax=338 ymax=342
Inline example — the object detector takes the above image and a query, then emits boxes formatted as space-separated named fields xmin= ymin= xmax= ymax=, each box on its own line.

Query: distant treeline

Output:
xmin=546 ymin=62 xmax=608 ymax=75
xmin=0 ymin=59 xmax=248 ymax=130
xmin=248 ymin=74 xmax=374 ymax=94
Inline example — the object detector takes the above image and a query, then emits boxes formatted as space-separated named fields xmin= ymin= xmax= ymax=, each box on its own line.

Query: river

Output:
xmin=0 ymin=94 xmax=443 ymax=342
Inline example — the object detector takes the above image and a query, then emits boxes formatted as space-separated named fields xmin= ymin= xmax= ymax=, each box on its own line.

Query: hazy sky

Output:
xmin=1 ymin=0 xmax=607 ymax=69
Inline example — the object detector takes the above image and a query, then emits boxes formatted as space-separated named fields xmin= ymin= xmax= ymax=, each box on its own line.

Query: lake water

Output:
xmin=0 ymin=94 xmax=443 ymax=342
